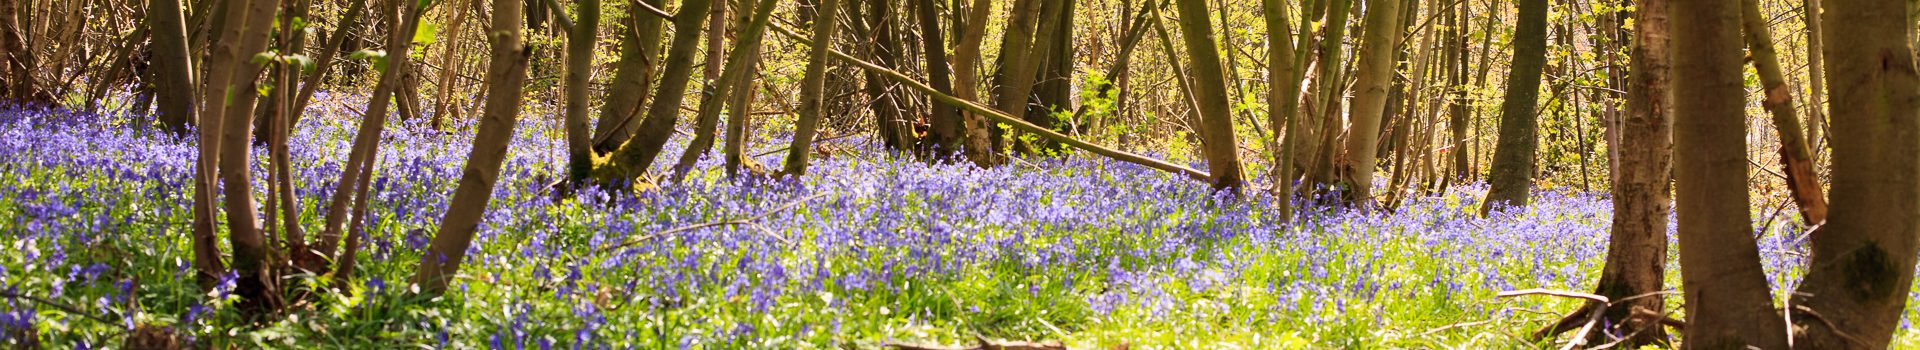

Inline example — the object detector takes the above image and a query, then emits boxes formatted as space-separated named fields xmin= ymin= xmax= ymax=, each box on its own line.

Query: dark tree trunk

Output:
xmin=1669 ymin=0 xmax=1788 ymax=346
xmin=1480 ymin=0 xmax=1548 ymax=212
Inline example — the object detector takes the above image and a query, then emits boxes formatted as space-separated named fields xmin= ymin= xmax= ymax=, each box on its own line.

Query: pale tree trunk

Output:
xmin=593 ymin=0 xmax=715 ymax=183
xmin=1789 ymin=0 xmax=1920 ymax=347
xmin=1480 ymin=0 xmax=1547 ymax=211
xmin=782 ymin=0 xmax=840 ymax=174
xmin=1740 ymin=0 xmax=1828 ymax=226
xmin=563 ymin=0 xmax=599 ymax=183
xmin=1542 ymin=0 xmax=1671 ymax=345
xmin=1339 ymin=0 xmax=1402 ymax=205
xmin=1171 ymin=0 xmax=1245 ymax=191
xmin=414 ymin=0 xmax=533 ymax=295
xmin=951 ymin=0 xmax=997 ymax=166
xmin=591 ymin=0 xmax=670 ymax=153
xmin=1669 ymin=0 xmax=1787 ymax=346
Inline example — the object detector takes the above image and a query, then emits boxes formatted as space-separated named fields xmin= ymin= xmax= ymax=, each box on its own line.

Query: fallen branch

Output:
xmin=1496 ymin=288 xmax=1610 ymax=304
xmin=887 ymin=335 xmax=1067 ymax=350
xmin=767 ymin=22 xmax=1211 ymax=182
xmin=593 ymin=192 xmax=829 ymax=254
xmin=0 ymin=289 xmax=126 ymax=329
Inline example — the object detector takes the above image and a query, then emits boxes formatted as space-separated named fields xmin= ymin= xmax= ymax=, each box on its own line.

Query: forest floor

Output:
xmin=1 ymin=100 xmax=1915 ymax=348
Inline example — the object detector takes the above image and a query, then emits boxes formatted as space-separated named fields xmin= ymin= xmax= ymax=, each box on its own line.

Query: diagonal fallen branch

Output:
xmin=593 ymin=192 xmax=829 ymax=254
xmin=767 ymin=22 xmax=1211 ymax=182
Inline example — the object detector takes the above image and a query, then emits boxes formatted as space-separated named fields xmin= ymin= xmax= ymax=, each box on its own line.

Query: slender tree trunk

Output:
xmin=913 ymin=0 xmax=962 ymax=158
xmin=314 ymin=0 xmax=421 ymax=262
xmin=415 ymin=0 xmax=533 ymax=295
xmin=1171 ymin=0 xmax=1245 ymax=191
xmin=670 ymin=0 xmax=772 ymax=179
xmin=433 ymin=0 xmax=473 ymax=129
xmin=719 ymin=0 xmax=776 ymax=178
xmin=784 ymin=0 xmax=845 ymax=174
xmin=1480 ymin=0 xmax=1547 ymax=211
xmin=1789 ymin=0 xmax=1920 ymax=347
xmin=1739 ymin=0 xmax=1828 ymax=226
xmin=1805 ymin=0 xmax=1827 ymax=155
xmin=1669 ymin=0 xmax=1787 ymax=346
xmin=593 ymin=0 xmax=716 ymax=183
xmin=951 ymin=0 xmax=997 ymax=166
xmin=1445 ymin=0 xmax=1468 ymax=184
xmin=1340 ymin=0 xmax=1403 ymax=205
xmin=563 ymin=0 xmax=599 ymax=184
xmin=1301 ymin=0 xmax=1350 ymax=187
xmin=288 ymin=0 xmax=367 ymax=130
xmin=865 ymin=0 xmax=914 ymax=151
xmin=1263 ymin=0 xmax=1300 ymax=220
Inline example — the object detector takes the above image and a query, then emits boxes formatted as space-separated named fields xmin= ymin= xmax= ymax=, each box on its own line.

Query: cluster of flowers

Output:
xmin=0 ymin=102 xmax=1901 ymax=347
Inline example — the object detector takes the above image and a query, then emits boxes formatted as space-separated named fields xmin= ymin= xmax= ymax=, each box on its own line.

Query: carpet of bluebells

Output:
xmin=2 ymin=98 xmax=1918 ymax=349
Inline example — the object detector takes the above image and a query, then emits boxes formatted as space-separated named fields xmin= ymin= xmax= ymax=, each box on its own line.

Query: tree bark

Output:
xmin=1339 ymin=0 xmax=1403 ymax=205
xmin=1669 ymin=0 xmax=1788 ymax=346
xmin=1263 ymin=0 xmax=1301 ymax=220
xmin=1789 ymin=0 xmax=1920 ymax=347
xmin=1480 ymin=0 xmax=1547 ymax=211
xmin=719 ymin=0 xmax=777 ymax=178
xmin=593 ymin=0 xmax=716 ymax=184
xmin=1571 ymin=0 xmax=1671 ymax=345
xmin=315 ymin=0 xmax=422 ymax=263
xmin=950 ymin=0 xmax=997 ymax=166
xmin=149 ymin=0 xmax=198 ymax=135
xmin=1171 ymin=0 xmax=1246 ymax=191
xmin=780 ymin=0 xmax=843 ymax=174
xmin=913 ymin=0 xmax=962 ymax=158
xmin=591 ymin=0 xmax=670 ymax=153
xmin=210 ymin=0 xmax=283 ymax=317
xmin=0 ymin=0 xmax=38 ymax=104
xmin=563 ymin=0 xmax=600 ymax=183
xmin=415 ymin=0 xmax=533 ymax=295
xmin=1804 ymin=0 xmax=1826 ymax=155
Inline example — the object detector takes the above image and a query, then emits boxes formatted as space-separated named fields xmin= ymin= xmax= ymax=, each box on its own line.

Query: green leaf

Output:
xmin=413 ymin=22 xmax=440 ymax=46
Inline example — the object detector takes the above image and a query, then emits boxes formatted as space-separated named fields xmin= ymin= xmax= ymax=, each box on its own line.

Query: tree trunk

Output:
xmin=864 ymin=0 xmax=914 ymax=151
xmin=1023 ymin=0 xmax=1072 ymax=154
xmin=1804 ymin=0 xmax=1826 ymax=155
xmin=593 ymin=0 xmax=716 ymax=183
xmin=1739 ymin=0 xmax=1828 ymax=226
xmin=913 ymin=0 xmax=962 ymax=158
xmin=415 ymin=0 xmax=533 ymax=295
xmin=208 ymin=0 xmax=282 ymax=317
xmin=563 ymin=0 xmax=599 ymax=183
xmin=1555 ymin=0 xmax=1671 ymax=345
xmin=1263 ymin=0 xmax=1300 ymax=220
xmin=950 ymin=0 xmax=997 ymax=166
xmin=782 ymin=0 xmax=842 ymax=174
xmin=1339 ymin=0 xmax=1403 ymax=205
xmin=989 ymin=0 xmax=1044 ymax=154
xmin=1445 ymin=0 xmax=1468 ymax=184
xmin=0 ymin=0 xmax=37 ymax=104
xmin=1669 ymin=0 xmax=1788 ymax=346
xmin=1171 ymin=0 xmax=1245 ymax=191
xmin=1789 ymin=0 xmax=1920 ymax=347
xmin=591 ymin=0 xmax=670 ymax=153
xmin=1480 ymin=0 xmax=1547 ymax=211
xmin=719 ymin=0 xmax=777 ymax=178
xmin=288 ymin=0 xmax=368 ymax=131
xmin=149 ymin=0 xmax=198 ymax=135
xmin=314 ymin=0 xmax=422 ymax=264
